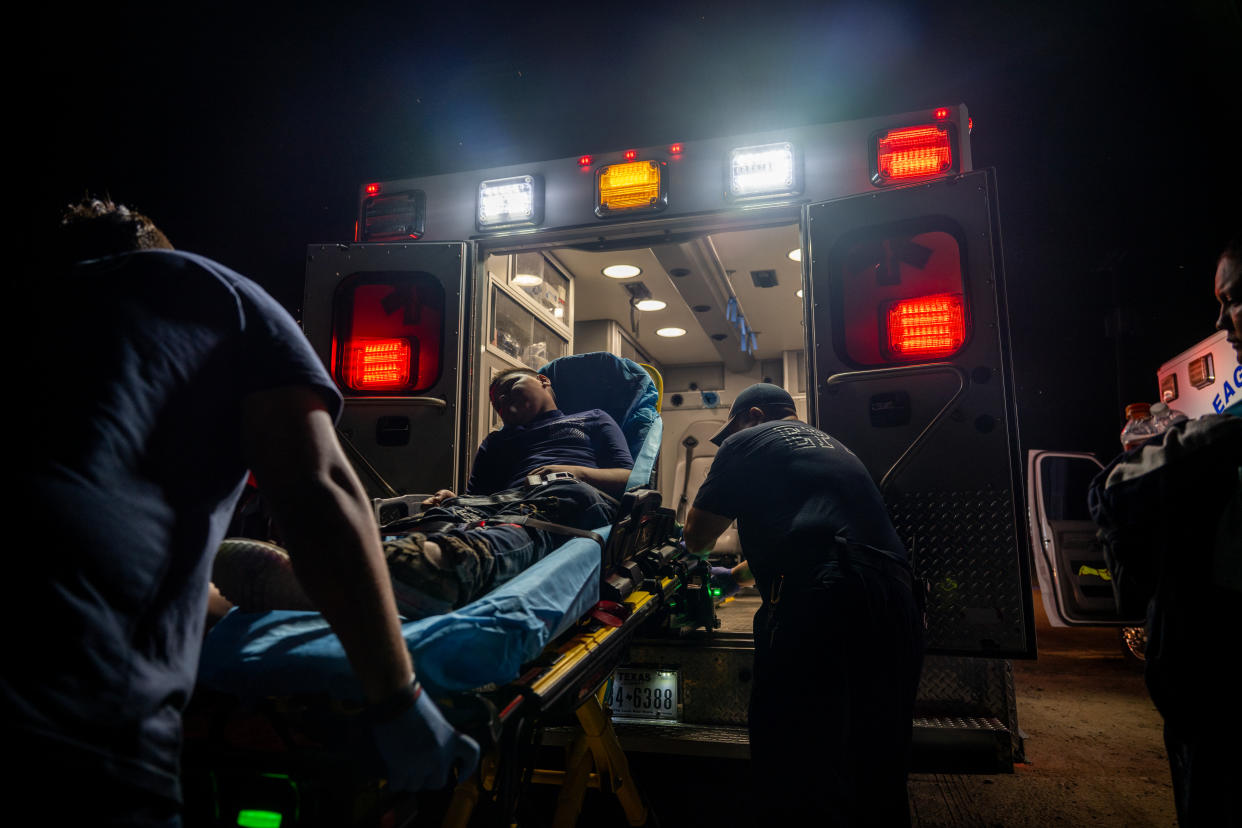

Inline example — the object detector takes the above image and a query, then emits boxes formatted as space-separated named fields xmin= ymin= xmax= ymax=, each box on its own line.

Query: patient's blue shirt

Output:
xmin=467 ymin=408 xmax=633 ymax=494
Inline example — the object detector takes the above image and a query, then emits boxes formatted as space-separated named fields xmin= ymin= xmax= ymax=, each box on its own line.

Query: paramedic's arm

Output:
xmin=530 ymin=464 xmax=632 ymax=495
xmin=683 ymin=506 xmax=734 ymax=558
xmin=240 ymin=386 xmax=411 ymax=704
xmin=730 ymin=560 xmax=755 ymax=587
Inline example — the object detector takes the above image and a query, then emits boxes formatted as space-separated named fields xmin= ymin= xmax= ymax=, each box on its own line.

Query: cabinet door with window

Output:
xmin=475 ymin=251 xmax=574 ymax=451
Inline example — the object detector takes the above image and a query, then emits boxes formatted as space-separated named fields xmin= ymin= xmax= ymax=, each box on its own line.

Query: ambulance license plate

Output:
xmin=608 ymin=668 xmax=679 ymax=721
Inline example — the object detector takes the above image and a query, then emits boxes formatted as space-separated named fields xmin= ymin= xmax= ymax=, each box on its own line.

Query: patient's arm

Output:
xmin=421 ymin=489 xmax=456 ymax=509
xmin=530 ymin=464 xmax=631 ymax=496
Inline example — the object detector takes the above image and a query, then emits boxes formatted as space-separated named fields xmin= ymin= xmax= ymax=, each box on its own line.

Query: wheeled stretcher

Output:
xmin=184 ymin=354 xmax=712 ymax=827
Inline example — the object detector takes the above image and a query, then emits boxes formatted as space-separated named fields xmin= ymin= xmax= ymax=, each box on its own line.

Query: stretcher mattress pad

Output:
xmin=198 ymin=528 xmax=607 ymax=699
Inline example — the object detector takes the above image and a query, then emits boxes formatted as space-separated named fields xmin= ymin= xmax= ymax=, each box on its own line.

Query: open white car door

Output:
xmin=1026 ymin=450 xmax=1146 ymax=627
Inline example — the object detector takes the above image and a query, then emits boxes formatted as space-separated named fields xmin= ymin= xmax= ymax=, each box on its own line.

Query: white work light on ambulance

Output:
xmin=477 ymin=175 xmax=543 ymax=230
xmin=728 ymin=142 xmax=801 ymax=200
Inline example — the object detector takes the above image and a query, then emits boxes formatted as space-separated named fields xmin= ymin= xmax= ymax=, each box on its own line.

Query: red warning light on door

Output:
xmin=344 ymin=338 xmax=412 ymax=390
xmin=886 ymin=294 xmax=965 ymax=358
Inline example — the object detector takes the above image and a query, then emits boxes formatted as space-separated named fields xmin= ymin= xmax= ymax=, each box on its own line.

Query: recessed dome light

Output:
xmin=635 ymin=299 xmax=667 ymax=311
xmin=796 ymin=289 xmax=803 ymax=298
xmin=603 ymin=264 xmax=642 ymax=278
xmin=656 ymin=327 xmax=686 ymax=337
xmin=513 ymin=273 xmax=543 ymax=287
xmin=787 ymin=248 xmax=802 ymax=262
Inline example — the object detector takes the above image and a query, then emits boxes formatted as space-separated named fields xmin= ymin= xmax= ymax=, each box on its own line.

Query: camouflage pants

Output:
xmin=382 ymin=480 xmax=617 ymax=619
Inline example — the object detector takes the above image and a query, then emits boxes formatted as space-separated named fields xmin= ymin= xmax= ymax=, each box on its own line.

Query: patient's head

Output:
xmin=489 ymin=368 xmax=558 ymax=427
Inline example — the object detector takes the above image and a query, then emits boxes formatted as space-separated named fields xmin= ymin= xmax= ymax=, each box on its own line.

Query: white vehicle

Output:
xmin=1158 ymin=329 xmax=1240 ymax=417
xmin=301 ymin=104 xmax=1032 ymax=771
xmin=1027 ymin=330 xmax=1238 ymax=658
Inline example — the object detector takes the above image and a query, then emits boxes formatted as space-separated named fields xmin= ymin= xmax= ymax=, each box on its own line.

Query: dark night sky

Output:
xmin=37 ymin=0 xmax=1241 ymax=461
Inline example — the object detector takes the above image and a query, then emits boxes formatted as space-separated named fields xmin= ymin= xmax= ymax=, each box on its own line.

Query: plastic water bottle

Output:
xmin=1120 ymin=403 xmax=1159 ymax=451
xmin=1149 ymin=401 xmax=1188 ymax=433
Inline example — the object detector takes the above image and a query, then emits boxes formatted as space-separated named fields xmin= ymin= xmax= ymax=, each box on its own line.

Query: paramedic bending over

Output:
xmin=8 ymin=199 xmax=477 ymax=825
xmin=682 ymin=383 xmax=925 ymax=828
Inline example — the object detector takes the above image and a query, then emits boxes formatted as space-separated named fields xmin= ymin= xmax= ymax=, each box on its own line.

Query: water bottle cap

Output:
xmin=1150 ymin=402 xmax=1169 ymax=416
xmin=1124 ymin=402 xmax=1151 ymax=419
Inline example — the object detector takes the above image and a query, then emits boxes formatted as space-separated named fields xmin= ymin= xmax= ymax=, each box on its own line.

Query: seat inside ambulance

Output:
xmin=669 ymin=419 xmax=743 ymax=563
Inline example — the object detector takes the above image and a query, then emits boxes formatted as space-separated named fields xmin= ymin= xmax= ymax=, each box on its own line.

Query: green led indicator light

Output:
xmin=237 ymin=810 xmax=283 ymax=828
xmin=710 ymin=588 xmax=722 ymax=597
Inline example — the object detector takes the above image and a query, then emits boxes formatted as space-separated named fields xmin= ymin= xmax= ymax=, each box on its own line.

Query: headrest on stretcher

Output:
xmin=539 ymin=352 xmax=662 ymax=490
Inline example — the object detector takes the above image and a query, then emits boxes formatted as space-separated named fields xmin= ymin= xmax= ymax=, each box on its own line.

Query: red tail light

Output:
xmin=874 ymin=125 xmax=954 ymax=183
xmin=365 ymin=182 xmax=382 ymax=196
xmin=886 ymin=294 xmax=965 ymax=358
xmin=344 ymin=338 xmax=414 ymax=391
xmin=578 ymin=155 xmax=593 ymax=167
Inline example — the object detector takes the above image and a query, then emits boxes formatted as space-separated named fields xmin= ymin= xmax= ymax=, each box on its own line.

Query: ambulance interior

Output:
xmin=480 ymin=221 xmax=808 ymax=632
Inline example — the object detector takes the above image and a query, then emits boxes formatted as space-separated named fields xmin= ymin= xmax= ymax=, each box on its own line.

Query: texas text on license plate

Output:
xmin=608 ymin=667 xmax=680 ymax=721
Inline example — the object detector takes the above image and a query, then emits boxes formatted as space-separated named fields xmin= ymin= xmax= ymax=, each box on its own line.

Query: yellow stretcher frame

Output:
xmin=440 ymin=581 xmax=677 ymax=827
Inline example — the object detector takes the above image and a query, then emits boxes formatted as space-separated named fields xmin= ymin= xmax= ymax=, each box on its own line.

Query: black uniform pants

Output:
xmin=749 ymin=554 xmax=924 ymax=827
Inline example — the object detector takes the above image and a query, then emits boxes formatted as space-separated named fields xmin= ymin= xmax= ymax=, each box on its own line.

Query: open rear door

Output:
xmin=302 ymin=242 xmax=469 ymax=499
xmin=805 ymin=169 xmax=1034 ymax=657
xmin=1027 ymin=450 xmax=1145 ymax=627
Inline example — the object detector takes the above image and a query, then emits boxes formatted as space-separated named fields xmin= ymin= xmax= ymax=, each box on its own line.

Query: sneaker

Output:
xmin=213 ymin=539 xmax=315 ymax=612
xmin=384 ymin=534 xmax=461 ymax=619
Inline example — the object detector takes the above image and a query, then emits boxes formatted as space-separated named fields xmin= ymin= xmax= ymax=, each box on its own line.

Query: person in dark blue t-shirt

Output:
xmin=429 ymin=367 xmax=635 ymax=500
xmin=221 ymin=366 xmax=634 ymax=620
xmin=683 ymin=383 xmax=924 ymax=827
xmin=11 ymin=199 xmax=477 ymax=825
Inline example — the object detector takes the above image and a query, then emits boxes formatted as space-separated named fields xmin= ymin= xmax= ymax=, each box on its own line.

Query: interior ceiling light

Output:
xmin=796 ymin=289 xmax=804 ymax=298
xmin=635 ymin=298 xmax=667 ymax=311
xmin=512 ymin=273 xmax=543 ymax=287
xmin=656 ymin=327 xmax=686 ymax=337
xmin=787 ymin=248 xmax=802 ymax=262
xmin=603 ymin=264 xmax=642 ymax=278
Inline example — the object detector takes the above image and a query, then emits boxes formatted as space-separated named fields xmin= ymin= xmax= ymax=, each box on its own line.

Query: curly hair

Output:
xmin=56 ymin=197 xmax=173 ymax=267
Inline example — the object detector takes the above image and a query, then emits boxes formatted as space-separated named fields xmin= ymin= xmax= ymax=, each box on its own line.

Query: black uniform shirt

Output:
xmin=693 ymin=419 xmax=906 ymax=596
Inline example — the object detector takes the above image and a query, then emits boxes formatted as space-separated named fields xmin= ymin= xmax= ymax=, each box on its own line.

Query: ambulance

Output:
xmin=301 ymin=104 xmax=1032 ymax=769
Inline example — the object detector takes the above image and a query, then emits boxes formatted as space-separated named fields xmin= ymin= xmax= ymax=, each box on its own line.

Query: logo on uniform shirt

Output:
xmin=770 ymin=423 xmax=835 ymax=451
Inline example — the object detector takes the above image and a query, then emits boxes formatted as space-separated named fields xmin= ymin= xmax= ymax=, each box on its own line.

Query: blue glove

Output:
xmin=371 ymin=688 xmax=481 ymax=792
xmin=710 ymin=566 xmax=741 ymax=600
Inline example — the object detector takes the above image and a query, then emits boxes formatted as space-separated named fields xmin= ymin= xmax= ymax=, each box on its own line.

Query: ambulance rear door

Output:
xmin=1026 ymin=450 xmax=1143 ymax=627
xmin=805 ymin=168 xmax=1035 ymax=657
xmin=302 ymin=242 xmax=469 ymax=500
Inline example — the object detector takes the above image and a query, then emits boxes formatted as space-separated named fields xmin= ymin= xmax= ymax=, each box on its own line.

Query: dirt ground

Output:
xmin=907 ymin=590 xmax=1176 ymax=827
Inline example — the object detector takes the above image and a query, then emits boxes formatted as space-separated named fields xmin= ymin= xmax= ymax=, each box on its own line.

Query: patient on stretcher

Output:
xmin=214 ymin=367 xmax=633 ymax=619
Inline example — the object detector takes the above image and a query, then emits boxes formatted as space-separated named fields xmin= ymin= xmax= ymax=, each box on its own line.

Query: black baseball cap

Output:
xmin=710 ymin=383 xmax=796 ymax=446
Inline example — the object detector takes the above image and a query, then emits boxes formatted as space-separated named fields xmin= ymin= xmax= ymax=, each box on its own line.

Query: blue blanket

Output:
xmin=198 ymin=529 xmax=606 ymax=699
